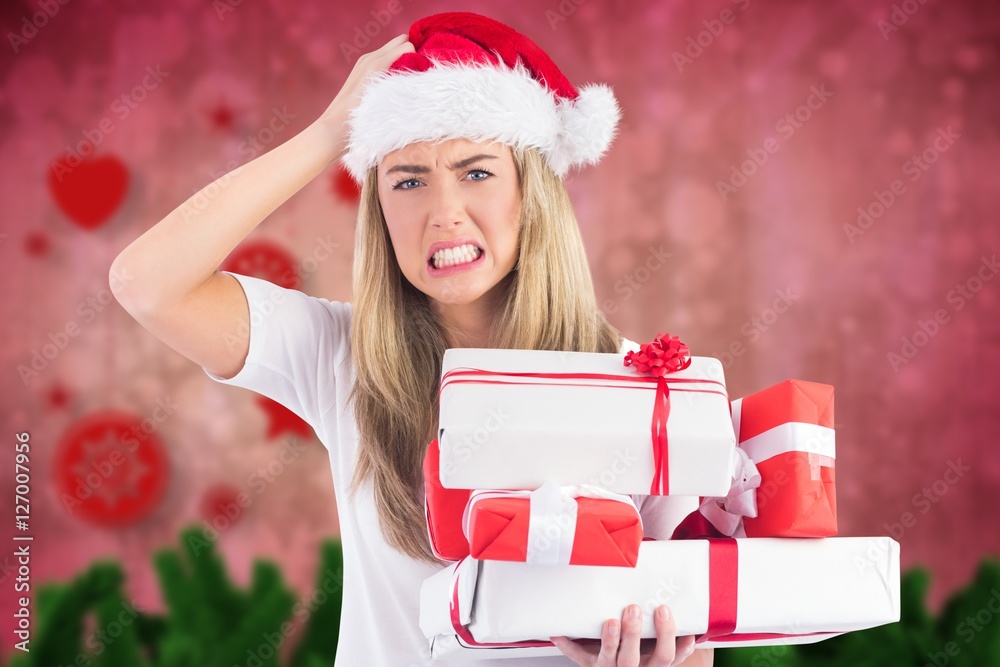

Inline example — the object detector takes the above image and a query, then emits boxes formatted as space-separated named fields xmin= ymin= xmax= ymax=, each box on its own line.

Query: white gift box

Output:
xmin=420 ymin=536 xmax=900 ymax=656
xmin=437 ymin=348 xmax=736 ymax=496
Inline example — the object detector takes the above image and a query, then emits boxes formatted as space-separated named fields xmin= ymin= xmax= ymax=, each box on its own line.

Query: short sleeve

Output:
xmin=202 ymin=271 xmax=352 ymax=427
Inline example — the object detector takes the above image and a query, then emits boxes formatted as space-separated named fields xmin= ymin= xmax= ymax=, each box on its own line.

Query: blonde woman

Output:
xmin=112 ymin=12 xmax=711 ymax=667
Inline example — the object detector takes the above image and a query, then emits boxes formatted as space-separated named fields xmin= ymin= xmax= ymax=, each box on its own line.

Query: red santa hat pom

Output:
xmin=341 ymin=12 xmax=622 ymax=184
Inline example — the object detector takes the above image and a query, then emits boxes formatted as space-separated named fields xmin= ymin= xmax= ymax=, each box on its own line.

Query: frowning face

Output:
xmin=377 ymin=137 xmax=522 ymax=308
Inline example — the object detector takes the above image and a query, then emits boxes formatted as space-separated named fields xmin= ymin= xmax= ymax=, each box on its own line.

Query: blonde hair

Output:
xmin=347 ymin=145 xmax=622 ymax=564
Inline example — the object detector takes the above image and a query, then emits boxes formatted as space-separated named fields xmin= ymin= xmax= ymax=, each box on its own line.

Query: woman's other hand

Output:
xmin=316 ymin=33 xmax=414 ymax=152
xmin=550 ymin=605 xmax=698 ymax=666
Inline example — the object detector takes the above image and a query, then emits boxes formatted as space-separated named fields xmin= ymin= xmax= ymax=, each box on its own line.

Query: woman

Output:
xmin=111 ymin=11 xmax=712 ymax=667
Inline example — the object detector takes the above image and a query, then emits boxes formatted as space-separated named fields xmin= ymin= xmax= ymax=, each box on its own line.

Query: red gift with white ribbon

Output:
xmin=672 ymin=379 xmax=837 ymax=539
xmin=737 ymin=379 xmax=836 ymax=537
xmin=463 ymin=481 xmax=643 ymax=567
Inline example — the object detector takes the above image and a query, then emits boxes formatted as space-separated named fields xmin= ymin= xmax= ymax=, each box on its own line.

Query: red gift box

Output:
xmin=672 ymin=379 xmax=837 ymax=539
xmin=463 ymin=483 xmax=643 ymax=567
xmin=423 ymin=439 xmax=471 ymax=561
xmin=738 ymin=379 xmax=836 ymax=537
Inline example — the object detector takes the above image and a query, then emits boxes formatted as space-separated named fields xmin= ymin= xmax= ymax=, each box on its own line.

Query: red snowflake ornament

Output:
xmin=221 ymin=239 xmax=300 ymax=290
xmin=52 ymin=410 xmax=170 ymax=527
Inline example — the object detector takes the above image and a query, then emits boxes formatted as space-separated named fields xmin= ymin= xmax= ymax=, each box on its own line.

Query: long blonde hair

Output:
xmin=347 ymin=145 xmax=622 ymax=564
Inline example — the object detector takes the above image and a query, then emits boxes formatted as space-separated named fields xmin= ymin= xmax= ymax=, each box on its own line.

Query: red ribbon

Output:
xmin=449 ymin=560 xmax=553 ymax=649
xmin=650 ymin=375 xmax=670 ymax=494
xmin=696 ymin=538 xmax=739 ymax=643
xmin=439 ymin=368 xmax=726 ymax=496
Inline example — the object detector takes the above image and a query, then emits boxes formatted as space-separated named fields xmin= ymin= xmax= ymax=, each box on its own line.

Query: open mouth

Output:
xmin=428 ymin=244 xmax=484 ymax=270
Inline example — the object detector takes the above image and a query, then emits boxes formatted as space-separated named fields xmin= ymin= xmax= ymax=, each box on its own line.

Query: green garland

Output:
xmin=4 ymin=527 xmax=997 ymax=667
xmin=5 ymin=526 xmax=342 ymax=667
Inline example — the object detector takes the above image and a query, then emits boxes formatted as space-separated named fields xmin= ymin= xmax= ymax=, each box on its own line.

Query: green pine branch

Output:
xmin=5 ymin=525 xmax=341 ymax=667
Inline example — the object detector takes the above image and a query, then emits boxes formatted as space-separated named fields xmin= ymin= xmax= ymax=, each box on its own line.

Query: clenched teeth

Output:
xmin=431 ymin=244 xmax=482 ymax=268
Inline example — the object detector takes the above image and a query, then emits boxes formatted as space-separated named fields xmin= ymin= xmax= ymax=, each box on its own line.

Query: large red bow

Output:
xmin=623 ymin=333 xmax=692 ymax=376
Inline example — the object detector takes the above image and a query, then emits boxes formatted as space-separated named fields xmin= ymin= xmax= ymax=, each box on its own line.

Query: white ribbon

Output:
xmin=698 ymin=447 xmax=761 ymax=537
xmin=463 ymin=483 xmax=640 ymax=566
xmin=526 ymin=481 xmax=577 ymax=565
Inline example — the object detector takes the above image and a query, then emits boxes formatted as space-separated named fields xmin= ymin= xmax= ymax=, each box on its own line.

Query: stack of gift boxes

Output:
xmin=418 ymin=335 xmax=900 ymax=660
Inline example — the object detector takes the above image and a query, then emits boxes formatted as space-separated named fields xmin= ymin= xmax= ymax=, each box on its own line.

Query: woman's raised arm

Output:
xmin=109 ymin=34 xmax=413 ymax=380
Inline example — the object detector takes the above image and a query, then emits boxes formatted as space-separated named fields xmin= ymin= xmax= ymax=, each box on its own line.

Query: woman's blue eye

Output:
xmin=391 ymin=168 xmax=494 ymax=191
xmin=392 ymin=178 xmax=420 ymax=190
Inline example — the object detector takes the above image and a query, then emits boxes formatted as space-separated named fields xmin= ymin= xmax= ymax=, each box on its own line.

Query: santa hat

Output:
xmin=340 ymin=11 xmax=622 ymax=184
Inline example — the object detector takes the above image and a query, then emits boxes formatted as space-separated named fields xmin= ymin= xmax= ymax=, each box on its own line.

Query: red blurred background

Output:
xmin=1 ymin=0 xmax=998 ymax=657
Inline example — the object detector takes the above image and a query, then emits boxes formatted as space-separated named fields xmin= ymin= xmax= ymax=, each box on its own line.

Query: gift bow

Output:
xmin=623 ymin=333 xmax=693 ymax=494
xmin=462 ymin=482 xmax=641 ymax=566
xmin=697 ymin=448 xmax=761 ymax=537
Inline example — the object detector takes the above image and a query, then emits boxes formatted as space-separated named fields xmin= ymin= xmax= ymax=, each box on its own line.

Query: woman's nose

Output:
xmin=429 ymin=185 xmax=467 ymax=230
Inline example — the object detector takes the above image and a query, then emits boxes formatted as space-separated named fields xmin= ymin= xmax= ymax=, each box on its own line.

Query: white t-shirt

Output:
xmin=203 ymin=271 xmax=699 ymax=666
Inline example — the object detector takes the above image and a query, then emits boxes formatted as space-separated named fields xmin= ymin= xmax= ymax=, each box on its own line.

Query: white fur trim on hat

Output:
xmin=340 ymin=59 xmax=621 ymax=183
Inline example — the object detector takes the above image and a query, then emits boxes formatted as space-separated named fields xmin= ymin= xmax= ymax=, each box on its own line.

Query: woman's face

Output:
xmin=377 ymin=138 xmax=521 ymax=308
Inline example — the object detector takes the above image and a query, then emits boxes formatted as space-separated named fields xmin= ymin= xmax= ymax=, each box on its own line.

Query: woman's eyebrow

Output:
xmin=385 ymin=154 xmax=498 ymax=176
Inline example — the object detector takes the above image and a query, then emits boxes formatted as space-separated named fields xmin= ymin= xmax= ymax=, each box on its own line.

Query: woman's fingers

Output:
xmin=380 ymin=33 xmax=414 ymax=54
xmin=672 ymin=635 xmax=697 ymax=665
xmin=596 ymin=618 xmax=621 ymax=666
xmin=551 ymin=606 xmax=689 ymax=666
xmin=550 ymin=617 xmax=624 ymax=667
xmin=648 ymin=605 xmax=678 ymax=666
xmin=549 ymin=635 xmax=592 ymax=664
xmin=616 ymin=605 xmax=643 ymax=665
